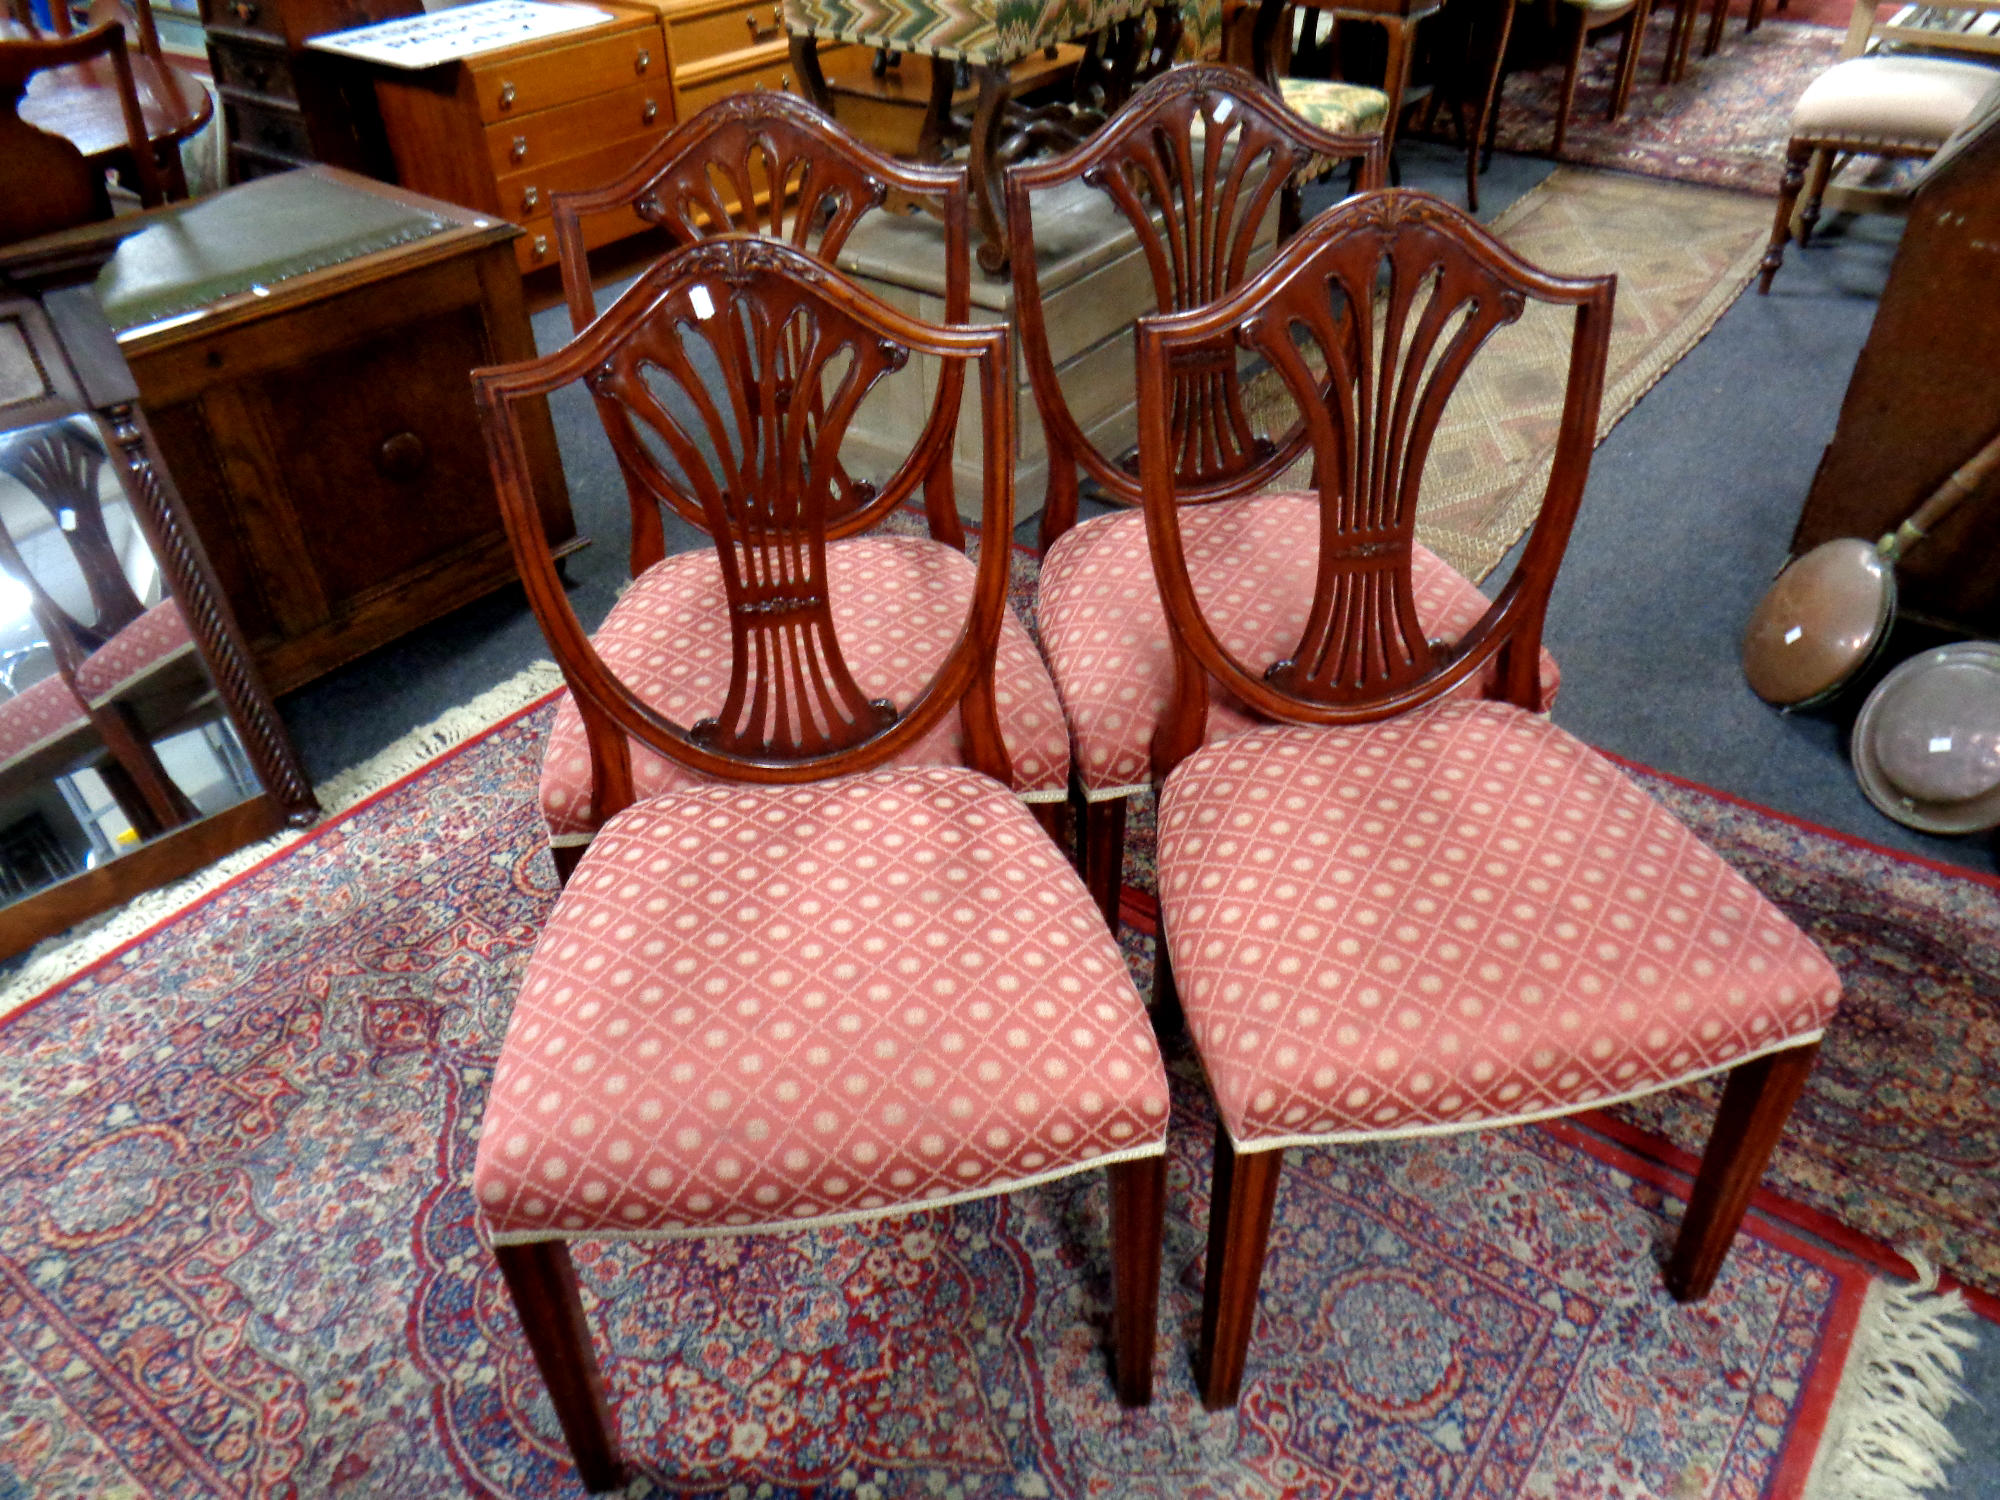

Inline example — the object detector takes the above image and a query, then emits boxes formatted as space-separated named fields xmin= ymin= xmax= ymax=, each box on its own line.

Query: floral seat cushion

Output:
xmin=1037 ymin=494 xmax=1560 ymax=799
xmin=1156 ymin=698 xmax=1842 ymax=1152
xmin=541 ymin=534 xmax=1070 ymax=847
xmin=477 ymin=766 xmax=1171 ymax=1241
xmin=1279 ymin=78 xmax=1391 ymax=137
xmin=73 ymin=600 xmax=197 ymax=708
xmin=0 ymin=673 xmax=91 ymax=775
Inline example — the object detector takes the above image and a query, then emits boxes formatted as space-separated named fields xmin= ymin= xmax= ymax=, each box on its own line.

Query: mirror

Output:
xmin=0 ymin=289 xmax=315 ymax=960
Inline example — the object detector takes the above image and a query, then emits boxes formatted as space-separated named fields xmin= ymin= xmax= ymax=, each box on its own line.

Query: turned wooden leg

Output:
xmin=1665 ymin=1042 xmax=1820 ymax=1301
xmin=788 ymin=33 xmax=834 ymax=113
xmin=1108 ymin=1153 xmax=1167 ymax=1406
xmin=1195 ymin=1128 xmax=1283 ymax=1410
xmin=1552 ymin=9 xmax=1588 ymax=157
xmin=1759 ymin=138 xmax=1811 ymax=293
xmin=1080 ymin=795 xmax=1128 ymax=934
xmin=494 ymin=1241 xmax=622 ymax=1492
xmin=969 ymin=63 xmax=1013 ymax=276
xmin=1797 ymin=145 xmax=1834 ymax=244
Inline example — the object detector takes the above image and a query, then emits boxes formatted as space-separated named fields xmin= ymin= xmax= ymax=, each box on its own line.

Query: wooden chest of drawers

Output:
xmin=648 ymin=0 xmax=854 ymax=129
xmin=369 ymin=4 xmax=675 ymax=273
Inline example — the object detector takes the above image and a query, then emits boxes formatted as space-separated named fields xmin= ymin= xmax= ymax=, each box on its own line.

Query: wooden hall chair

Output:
xmin=1130 ymin=191 xmax=1843 ymax=1410
xmin=469 ymin=237 xmax=1170 ymax=1490
xmin=0 ymin=20 xmax=165 ymax=245
xmin=1756 ymin=0 xmax=2000 ymax=293
xmin=1487 ymin=0 xmax=1653 ymax=160
xmin=1006 ymin=65 xmax=1550 ymax=937
xmin=536 ymin=96 xmax=1072 ymax=882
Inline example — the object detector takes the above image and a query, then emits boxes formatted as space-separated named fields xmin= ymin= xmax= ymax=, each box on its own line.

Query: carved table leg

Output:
xmin=969 ymin=61 xmax=1014 ymax=275
xmin=914 ymin=51 xmax=958 ymax=162
xmin=788 ymin=33 xmax=834 ymax=112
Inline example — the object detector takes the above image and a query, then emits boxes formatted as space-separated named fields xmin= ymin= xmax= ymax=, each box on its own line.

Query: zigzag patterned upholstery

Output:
xmin=539 ymin=536 xmax=1070 ymax=850
xmin=1038 ymin=493 xmax=1558 ymax=800
xmin=1159 ymin=701 xmax=1841 ymax=1149
xmin=780 ymin=0 xmax=1152 ymax=62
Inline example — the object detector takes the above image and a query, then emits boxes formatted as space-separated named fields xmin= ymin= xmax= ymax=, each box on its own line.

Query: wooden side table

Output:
xmin=87 ymin=167 xmax=578 ymax=696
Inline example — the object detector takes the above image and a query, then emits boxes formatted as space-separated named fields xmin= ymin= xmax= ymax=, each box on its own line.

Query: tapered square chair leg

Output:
xmin=494 ymin=1240 xmax=623 ymax=1492
xmin=1194 ymin=1129 xmax=1285 ymax=1411
xmin=1109 ymin=1153 xmax=1168 ymax=1406
xmin=1665 ymin=1042 xmax=1821 ymax=1302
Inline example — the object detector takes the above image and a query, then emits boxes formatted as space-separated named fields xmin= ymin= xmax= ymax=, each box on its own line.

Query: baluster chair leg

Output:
xmin=493 ymin=1240 xmax=622 ymax=1493
xmin=1797 ymin=145 xmax=1835 ymax=244
xmin=1759 ymin=138 xmax=1811 ymax=292
xmin=1108 ymin=1153 xmax=1167 ymax=1406
xmin=1664 ymin=1041 xmax=1820 ymax=1302
xmin=1195 ymin=1127 xmax=1284 ymax=1410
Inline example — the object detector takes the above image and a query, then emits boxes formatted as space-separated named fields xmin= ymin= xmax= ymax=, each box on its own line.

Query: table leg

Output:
xmin=969 ymin=61 xmax=1013 ymax=274
xmin=788 ymin=33 xmax=834 ymax=111
xmin=1466 ymin=0 xmax=1514 ymax=212
xmin=914 ymin=51 xmax=957 ymax=161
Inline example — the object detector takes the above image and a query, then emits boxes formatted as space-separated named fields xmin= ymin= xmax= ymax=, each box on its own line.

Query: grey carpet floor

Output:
xmin=274 ymin=137 xmax=1999 ymax=1493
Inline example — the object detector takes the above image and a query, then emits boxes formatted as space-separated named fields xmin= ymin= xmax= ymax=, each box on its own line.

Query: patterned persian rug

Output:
xmin=0 ymin=697 xmax=1974 ymax=1498
xmin=1473 ymin=16 xmax=1844 ymax=194
xmin=1249 ymin=167 xmax=1771 ymax=582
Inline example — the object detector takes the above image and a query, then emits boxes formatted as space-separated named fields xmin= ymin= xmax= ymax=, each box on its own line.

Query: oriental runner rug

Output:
xmin=0 ymin=696 xmax=1974 ymax=1498
xmin=1248 ymin=167 xmax=1772 ymax=582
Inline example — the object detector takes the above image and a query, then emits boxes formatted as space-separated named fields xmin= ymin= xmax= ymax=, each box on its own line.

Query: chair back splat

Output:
xmin=1136 ymin=189 xmax=1614 ymax=782
xmin=475 ymin=236 xmax=1015 ymax=825
xmin=552 ymin=92 xmax=973 ymax=565
xmin=1005 ymin=63 xmax=1385 ymax=552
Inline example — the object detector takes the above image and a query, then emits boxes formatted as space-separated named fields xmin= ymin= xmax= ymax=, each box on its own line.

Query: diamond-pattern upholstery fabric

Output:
xmin=73 ymin=600 xmax=196 ymax=708
xmin=1157 ymin=699 xmax=1842 ymax=1152
xmin=541 ymin=534 xmax=1069 ymax=845
xmin=1037 ymin=494 xmax=1561 ymax=799
xmin=0 ymin=673 xmax=91 ymax=773
xmin=477 ymin=767 xmax=1170 ymax=1242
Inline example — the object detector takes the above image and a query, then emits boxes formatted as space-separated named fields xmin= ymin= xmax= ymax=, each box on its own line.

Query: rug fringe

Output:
xmin=1803 ymin=1255 xmax=1980 ymax=1500
xmin=0 ymin=660 xmax=564 ymax=1024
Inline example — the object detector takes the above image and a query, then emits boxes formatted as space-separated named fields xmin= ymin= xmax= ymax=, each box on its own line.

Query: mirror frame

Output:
xmin=0 ymin=285 xmax=317 ymax=960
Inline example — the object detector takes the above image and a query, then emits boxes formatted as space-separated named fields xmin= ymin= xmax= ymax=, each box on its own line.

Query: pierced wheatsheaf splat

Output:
xmin=1005 ymin=66 xmax=1384 ymax=551
xmin=550 ymin=93 xmax=974 ymax=573
xmin=584 ymin=253 xmax=911 ymax=760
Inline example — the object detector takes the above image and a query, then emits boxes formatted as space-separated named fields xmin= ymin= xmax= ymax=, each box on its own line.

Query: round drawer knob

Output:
xmin=533 ymin=234 xmax=549 ymax=259
xmin=635 ymin=47 xmax=652 ymax=73
xmin=510 ymin=134 xmax=528 ymax=163
xmin=522 ymin=185 xmax=541 ymax=212
xmin=642 ymin=98 xmax=658 ymax=124
xmin=375 ymin=430 xmax=428 ymax=481
xmin=229 ymin=0 xmax=258 ymax=23
xmin=497 ymin=81 xmax=516 ymax=108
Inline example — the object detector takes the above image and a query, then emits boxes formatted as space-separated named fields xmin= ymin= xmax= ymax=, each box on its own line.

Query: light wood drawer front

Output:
xmin=666 ymin=0 xmax=787 ymax=70
xmin=495 ymin=135 xmax=670 ymax=222
xmin=483 ymin=81 xmax=669 ymax=176
xmin=473 ymin=24 xmax=666 ymax=122
xmin=513 ymin=201 xmax=649 ymax=273
xmin=671 ymin=41 xmax=852 ymax=114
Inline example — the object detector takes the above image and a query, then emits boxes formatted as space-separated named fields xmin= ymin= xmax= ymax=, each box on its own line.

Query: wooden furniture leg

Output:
xmin=1195 ymin=1128 xmax=1284 ymax=1410
xmin=1797 ymin=145 xmax=1836 ymax=243
xmin=1108 ymin=1153 xmax=1167 ymax=1406
xmin=969 ymin=62 xmax=1013 ymax=274
xmin=1702 ymin=0 xmax=1728 ymax=57
xmin=1379 ymin=14 xmax=1419 ymax=158
xmin=1080 ymin=796 xmax=1127 ymax=932
xmin=1607 ymin=0 xmax=1649 ymax=119
xmin=788 ymin=32 xmax=835 ymax=111
xmin=1760 ymin=137 xmax=1812 ymax=292
xmin=1551 ymin=3 xmax=1588 ymax=156
xmin=493 ymin=1240 xmax=622 ymax=1492
xmin=914 ymin=49 xmax=958 ymax=162
xmin=1665 ymin=1042 xmax=1820 ymax=1301
xmin=1467 ymin=0 xmax=1515 ymax=210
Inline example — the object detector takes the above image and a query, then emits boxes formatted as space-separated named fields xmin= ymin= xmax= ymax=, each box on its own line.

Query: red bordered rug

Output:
xmin=0 ymin=680 xmax=1982 ymax=1497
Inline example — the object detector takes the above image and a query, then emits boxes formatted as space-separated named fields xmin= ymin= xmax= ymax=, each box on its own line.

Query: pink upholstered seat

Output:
xmin=479 ymin=766 xmax=1168 ymax=1241
xmin=0 ymin=672 xmax=91 ymax=774
xmin=1039 ymin=493 xmax=1560 ymax=799
xmin=541 ymin=535 xmax=1069 ymax=849
xmin=72 ymin=599 xmax=195 ymax=707
xmin=1158 ymin=699 xmax=1842 ymax=1151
